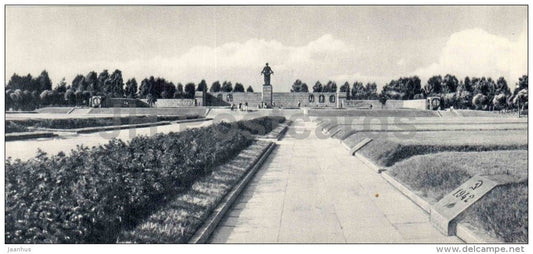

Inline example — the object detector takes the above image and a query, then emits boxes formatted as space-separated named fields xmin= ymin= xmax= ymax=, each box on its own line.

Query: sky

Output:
xmin=5 ymin=6 xmax=528 ymax=92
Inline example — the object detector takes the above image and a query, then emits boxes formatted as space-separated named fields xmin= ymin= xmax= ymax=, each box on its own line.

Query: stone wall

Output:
xmin=208 ymin=92 xmax=262 ymax=106
xmin=139 ymin=98 xmax=197 ymax=107
xmin=402 ymin=99 xmax=428 ymax=110
xmin=344 ymin=99 xmax=427 ymax=110
xmin=207 ymin=92 xmax=339 ymax=108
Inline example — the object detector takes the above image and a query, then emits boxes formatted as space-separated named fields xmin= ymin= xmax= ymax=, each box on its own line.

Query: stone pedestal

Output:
xmin=262 ymin=84 xmax=273 ymax=107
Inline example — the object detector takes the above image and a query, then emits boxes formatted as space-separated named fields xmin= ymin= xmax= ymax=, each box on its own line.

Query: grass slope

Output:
xmin=388 ymin=151 xmax=527 ymax=243
xmin=351 ymin=130 xmax=527 ymax=167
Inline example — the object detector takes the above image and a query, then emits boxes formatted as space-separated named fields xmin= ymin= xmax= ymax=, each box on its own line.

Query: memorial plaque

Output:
xmin=430 ymin=175 xmax=501 ymax=236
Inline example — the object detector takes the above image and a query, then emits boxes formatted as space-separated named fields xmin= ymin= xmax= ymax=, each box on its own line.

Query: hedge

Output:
xmin=5 ymin=116 xmax=284 ymax=243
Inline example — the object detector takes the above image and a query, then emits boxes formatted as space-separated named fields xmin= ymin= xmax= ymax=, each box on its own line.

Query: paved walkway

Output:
xmin=209 ymin=121 xmax=462 ymax=243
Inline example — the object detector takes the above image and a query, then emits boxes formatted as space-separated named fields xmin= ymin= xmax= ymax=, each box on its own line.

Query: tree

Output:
xmin=291 ymin=79 xmax=306 ymax=92
xmin=85 ymin=71 xmax=98 ymax=94
xmin=313 ymin=81 xmax=323 ymax=92
xmin=464 ymin=76 xmax=473 ymax=92
xmin=210 ymin=81 xmax=221 ymax=92
xmin=246 ymin=85 xmax=254 ymax=92
xmin=301 ymin=83 xmax=309 ymax=92
xmin=36 ymin=70 xmax=52 ymax=92
xmin=351 ymin=82 xmax=365 ymax=99
xmin=324 ymin=81 xmax=337 ymax=92
xmin=233 ymin=83 xmax=245 ymax=92
xmin=147 ymin=93 xmax=157 ymax=107
xmin=495 ymin=77 xmax=510 ymax=95
xmin=456 ymin=81 xmax=472 ymax=109
xmin=106 ymin=69 xmax=124 ymax=97
xmin=40 ymin=90 xmax=53 ymax=106
xmin=185 ymin=83 xmax=196 ymax=98
xmin=365 ymin=83 xmax=378 ymax=99
xmin=138 ymin=78 xmax=152 ymax=98
xmin=74 ymin=90 xmax=84 ymax=105
xmin=54 ymin=78 xmax=68 ymax=93
xmin=71 ymin=74 xmax=86 ymax=92
xmin=197 ymin=79 xmax=208 ymax=92
xmin=65 ymin=89 xmax=76 ymax=105
xmin=514 ymin=75 xmax=528 ymax=95
xmin=492 ymin=93 xmax=508 ymax=110
xmin=174 ymin=83 xmax=184 ymax=98
xmin=442 ymin=74 xmax=459 ymax=94
xmin=472 ymin=93 xmax=489 ymax=110
xmin=378 ymin=91 xmax=388 ymax=108
xmin=97 ymin=70 xmax=110 ymax=95
xmin=124 ymin=78 xmax=138 ymax=98
xmin=221 ymin=81 xmax=233 ymax=92
xmin=425 ymin=75 xmax=442 ymax=96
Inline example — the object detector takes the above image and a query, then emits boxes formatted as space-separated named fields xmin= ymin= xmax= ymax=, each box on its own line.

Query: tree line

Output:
xmin=5 ymin=69 xmax=254 ymax=110
xmin=5 ymin=69 xmax=528 ymax=111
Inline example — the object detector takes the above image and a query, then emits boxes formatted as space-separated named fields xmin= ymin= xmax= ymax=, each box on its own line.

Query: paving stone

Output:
xmin=209 ymin=122 xmax=462 ymax=243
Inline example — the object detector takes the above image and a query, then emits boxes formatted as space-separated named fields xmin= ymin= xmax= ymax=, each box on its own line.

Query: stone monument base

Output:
xmin=262 ymin=84 xmax=273 ymax=107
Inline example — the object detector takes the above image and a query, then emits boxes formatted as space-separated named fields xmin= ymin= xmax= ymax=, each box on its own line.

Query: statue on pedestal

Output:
xmin=261 ymin=63 xmax=274 ymax=85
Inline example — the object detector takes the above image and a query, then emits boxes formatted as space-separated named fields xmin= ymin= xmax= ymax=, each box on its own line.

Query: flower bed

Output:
xmin=5 ymin=116 xmax=284 ymax=243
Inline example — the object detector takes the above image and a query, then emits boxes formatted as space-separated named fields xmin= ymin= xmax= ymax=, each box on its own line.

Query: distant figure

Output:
xmin=369 ymin=104 xmax=373 ymax=109
xmin=231 ymin=103 xmax=235 ymax=111
xmin=245 ymin=102 xmax=248 ymax=111
xmin=261 ymin=63 xmax=274 ymax=85
xmin=297 ymin=101 xmax=301 ymax=108
xmin=239 ymin=102 xmax=242 ymax=111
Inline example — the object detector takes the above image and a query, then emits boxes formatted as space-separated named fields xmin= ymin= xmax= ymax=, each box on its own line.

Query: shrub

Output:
xmin=6 ymin=121 xmax=29 ymax=133
xmin=5 ymin=116 xmax=284 ymax=243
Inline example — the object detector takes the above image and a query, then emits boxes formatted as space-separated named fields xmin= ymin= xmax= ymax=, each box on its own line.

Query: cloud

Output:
xmin=112 ymin=34 xmax=358 ymax=92
xmin=397 ymin=58 xmax=406 ymax=66
xmin=22 ymin=34 xmax=361 ymax=92
xmin=412 ymin=28 xmax=527 ymax=84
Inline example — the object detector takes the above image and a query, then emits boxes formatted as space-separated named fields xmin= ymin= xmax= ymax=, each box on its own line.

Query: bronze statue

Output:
xmin=261 ymin=63 xmax=274 ymax=85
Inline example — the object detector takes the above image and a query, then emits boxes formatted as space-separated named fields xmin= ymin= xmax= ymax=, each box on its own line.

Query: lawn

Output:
xmin=388 ymin=151 xmax=527 ymax=243
xmin=5 ymin=115 xmax=200 ymax=133
xmin=309 ymin=109 xmax=439 ymax=117
xmin=328 ymin=121 xmax=525 ymax=140
xmin=348 ymin=130 xmax=527 ymax=167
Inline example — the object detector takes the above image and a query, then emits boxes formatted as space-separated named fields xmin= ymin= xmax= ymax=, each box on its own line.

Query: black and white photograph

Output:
xmin=2 ymin=2 xmax=530 ymax=253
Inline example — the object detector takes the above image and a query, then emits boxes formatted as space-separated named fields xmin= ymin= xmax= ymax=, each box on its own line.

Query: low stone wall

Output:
xmin=208 ymin=92 xmax=262 ymax=107
xmin=140 ymin=98 xmax=197 ymax=107
xmin=402 ymin=99 xmax=427 ymax=110
xmin=344 ymin=99 xmax=427 ymax=110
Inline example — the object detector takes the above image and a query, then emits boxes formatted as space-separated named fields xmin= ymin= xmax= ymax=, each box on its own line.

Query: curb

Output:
xmin=30 ymin=117 xmax=211 ymax=134
xmin=76 ymin=117 xmax=211 ymax=134
xmin=381 ymin=171 xmax=431 ymax=213
xmin=255 ymin=121 xmax=292 ymax=141
xmin=456 ymin=222 xmax=503 ymax=243
xmin=75 ymin=121 xmax=171 ymax=133
xmin=349 ymin=138 xmax=373 ymax=155
xmin=5 ymin=132 xmax=57 ymax=141
xmin=357 ymin=154 xmax=502 ymax=243
xmin=329 ymin=128 xmax=342 ymax=138
xmin=354 ymin=152 xmax=383 ymax=173
xmin=188 ymin=142 xmax=276 ymax=243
